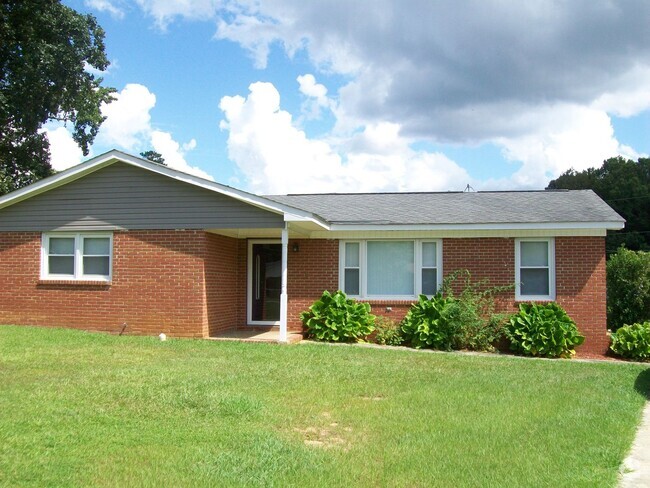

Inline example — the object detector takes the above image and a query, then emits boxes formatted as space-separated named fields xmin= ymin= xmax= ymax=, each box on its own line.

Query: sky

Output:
xmin=48 ymin=0 xmax=650 ymax=195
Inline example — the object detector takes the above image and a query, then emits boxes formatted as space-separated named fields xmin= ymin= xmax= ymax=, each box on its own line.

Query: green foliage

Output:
xmin=547 ymin=156 xmax=650 ymax=253
xmin=610 ymin=322 xmax=650 ymax=360
xmin=300 ymin=290 xmax=375 ymax=342
xmin=441 ymin=270 xmax=510 ymax=352
xmin=0 ymin=0 xmax=116 ymax=194
xmin=374 ymin=316 xmax=404 ymax=346
xmin=140 ymin=150 xmax=166 ymax=165
xmin=607 ymin=248 xmax=650 ymax=331
xmin=505 ymin=302 xmax=585 ymax=358
xmin=401 ymin=293 xmax=457 ymax=350
xmin=401 ymin=270 xmax=509 ymax=351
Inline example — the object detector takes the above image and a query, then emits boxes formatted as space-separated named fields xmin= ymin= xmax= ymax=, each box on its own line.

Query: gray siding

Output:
xmin=0 ymin=163 xmax=284 ymax=231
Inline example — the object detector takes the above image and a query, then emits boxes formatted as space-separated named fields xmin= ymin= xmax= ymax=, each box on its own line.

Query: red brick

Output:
xmin=0 ymin=233 xmax=609 ymax=355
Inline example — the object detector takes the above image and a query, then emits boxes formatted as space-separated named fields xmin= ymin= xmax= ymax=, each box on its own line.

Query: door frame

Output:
xmin=247 ymin=239 xmax=282 ymax=326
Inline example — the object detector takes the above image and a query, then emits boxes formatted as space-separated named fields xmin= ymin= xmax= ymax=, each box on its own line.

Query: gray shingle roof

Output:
xmin=266 ymin=190 xmax=624 ymax=226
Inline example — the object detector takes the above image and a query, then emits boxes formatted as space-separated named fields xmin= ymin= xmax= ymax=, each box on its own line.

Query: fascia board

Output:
xmin=327 ymin=221 xmax=626 ymax=232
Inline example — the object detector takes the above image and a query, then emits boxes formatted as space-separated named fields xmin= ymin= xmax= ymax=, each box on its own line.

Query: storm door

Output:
xmin=248 ymin=241 xmax=282 ymax=324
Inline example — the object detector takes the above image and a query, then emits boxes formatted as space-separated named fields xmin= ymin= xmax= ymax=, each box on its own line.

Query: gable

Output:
xmin=0 ymin=162 xmax=284 ymax=231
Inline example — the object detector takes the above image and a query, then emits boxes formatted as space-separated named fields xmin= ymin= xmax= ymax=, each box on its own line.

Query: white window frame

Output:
xmin=515 ymin=237 xmax=555 ymax=301
xmin=338 ymin=239 xmax=443 ymax=299
xmin=41 ymin=232 xmax=113 ymax=281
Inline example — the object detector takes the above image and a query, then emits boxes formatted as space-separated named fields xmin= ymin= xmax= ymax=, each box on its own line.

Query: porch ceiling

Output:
xmin=207 ymin=221 xmax=322 ymax=239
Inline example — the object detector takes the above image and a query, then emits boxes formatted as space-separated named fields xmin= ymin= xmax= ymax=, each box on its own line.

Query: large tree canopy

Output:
xmin=547 ymin=157 xmax=650 ymax=253
xmin=0 ymin=0 xmax=115 ymax=194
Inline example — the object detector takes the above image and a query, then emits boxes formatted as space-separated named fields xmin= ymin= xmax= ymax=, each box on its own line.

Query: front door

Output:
xmin=248 ymin=242 xmax=282 ymax=324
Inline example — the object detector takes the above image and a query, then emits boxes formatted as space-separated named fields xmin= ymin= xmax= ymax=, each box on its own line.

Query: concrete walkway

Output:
xmin=619 ymin=401 xmax=650 ymax=487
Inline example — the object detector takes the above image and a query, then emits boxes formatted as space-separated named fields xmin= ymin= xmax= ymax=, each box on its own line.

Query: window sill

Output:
xmin=351 ymin=298 xmax=418 ymax=305
xmin=515 ymin=296 xmax=555 ymax=302
xmin=38 ymin=279 xmax=112 ymax=287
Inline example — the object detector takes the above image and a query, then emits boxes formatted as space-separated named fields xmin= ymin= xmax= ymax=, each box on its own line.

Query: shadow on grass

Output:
xmin=635 ymin=367 xmax=650 ymax=400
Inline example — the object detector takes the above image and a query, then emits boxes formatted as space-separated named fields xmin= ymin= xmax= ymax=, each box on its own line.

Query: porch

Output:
xmin=209 ymin=326 xmax=303 ymax=344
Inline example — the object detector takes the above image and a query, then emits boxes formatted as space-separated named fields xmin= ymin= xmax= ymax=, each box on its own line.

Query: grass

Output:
xmin=1 ymin=325 xmax=649 ymax=487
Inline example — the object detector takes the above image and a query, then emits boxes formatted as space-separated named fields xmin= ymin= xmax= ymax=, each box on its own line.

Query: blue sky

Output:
xmin=49 ymin=1 xmax=650 ymax=194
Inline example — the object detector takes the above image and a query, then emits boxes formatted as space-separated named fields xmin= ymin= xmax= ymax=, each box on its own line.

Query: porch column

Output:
xmin=279 ymin=224 xmax=289 ymax=343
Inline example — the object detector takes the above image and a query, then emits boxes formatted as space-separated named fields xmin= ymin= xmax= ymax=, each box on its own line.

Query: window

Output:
xmin=343 ymin=242 xmax=360 ymax=296
xmin=42 ymin=233 xmax=112 ymax=281
xmin=339 ymin=240 xmax=441 ymax=298
xmin=421 ymin=241 xmax=438 ymax=295
xmin=515 ymin=238 xmax=555 ymax=300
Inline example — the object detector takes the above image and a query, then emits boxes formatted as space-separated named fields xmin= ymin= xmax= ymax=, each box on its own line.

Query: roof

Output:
xmin=0 ymin=150 xmax=328 ymax=229
xmin=0 ymin=150 xmax=625 ymax=232
xmin=266 ymin=191 xmax=625 ymax=228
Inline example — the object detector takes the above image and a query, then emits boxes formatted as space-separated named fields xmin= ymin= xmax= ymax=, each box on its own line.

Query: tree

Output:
xmin=607 ymin=248 xmax=650 ymax=330
xmin=547 ymin=157 xmax=650 ymax=253
xmin=0 ymin=0 xmax=115 ymax=195
xmin=140 ymin=150 xmax=166 ymax=165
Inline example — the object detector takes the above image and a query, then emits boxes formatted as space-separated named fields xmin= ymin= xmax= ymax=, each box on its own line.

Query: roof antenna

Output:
xmin=463 ymin=183 xmax=475 ymax=192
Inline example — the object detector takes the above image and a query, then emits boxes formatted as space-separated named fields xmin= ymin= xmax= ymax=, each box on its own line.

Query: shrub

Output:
xmin=607 ymin=248 xmax=650 ymax=331
xmin=505 ymin=302 xmax=584 ymax=358
xmin=401 ymin=293 xmax=457 ymax=350
xmin=374 ymin=316 xmax=404 ymax=346
xmin=610 ymin=322 xmax=650 ymax=360
xmin=441 ymin=270 xmax=510 ymax=352
xmin=401 ymin=270 xmax=510 ymax=352
xmin=301 ymin=290 xmax=375 ymax=342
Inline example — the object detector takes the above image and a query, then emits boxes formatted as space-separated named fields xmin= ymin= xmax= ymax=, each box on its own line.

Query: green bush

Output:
xmin=610 ymin=322 xmax=650 ymax=360
xmin=401 ymin=293 xmax=457 ymax=350
xmin=401 ymin=270 xmax=509 ymax=352
xmin=505 ymin=303 xmax=584 ymax=358
xmin=441 ymin=270 xmax=509 ymax=352
xmin=374 ymin=316 xmax=404 ymax=346
xmin=607 ymin=248 xmax=650 ymax=331
xmin=301 ymin=290 xmax=375 ymax=342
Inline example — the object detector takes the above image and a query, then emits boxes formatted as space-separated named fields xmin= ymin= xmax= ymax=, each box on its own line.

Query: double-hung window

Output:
xmin=340 ymin=240 xmax=441 ymax=299
xmin=42 ymin=233 xmax=112 ymax=281
xmin=515 ymin=238 xmax=555 ymax=300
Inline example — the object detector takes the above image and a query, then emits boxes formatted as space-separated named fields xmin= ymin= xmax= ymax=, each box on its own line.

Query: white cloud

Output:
xmin=85 ymin=0 xmax=126 ymax=19
xmin=98 ymin=83 xmax=156 ymax=150
xmin=42 ymin=125 xmax=85 ymax=171
xmin=220 ymin=81 xmax=471 ymax=194
xmin=493 ymin=105 xmax=640 ymax=189
xmin=91 ymin=2 xmax=650 ymax=191
xmin=209 ymin=1 xmax=650 ymax=183
xmin=592 ymin=66 xmax=650 ymax=118
xmin=41 ymin=83 xmax=212 ymax=180
xmin=134 ymin=0 xmax=225 ymax=30
xmin=150 ymin=131 xmax=213 ymax=179
xmin=297 ymin=74 xmax=333 ymax=119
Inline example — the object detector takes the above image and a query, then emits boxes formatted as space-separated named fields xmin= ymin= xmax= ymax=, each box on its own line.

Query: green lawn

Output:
xmin=1 ymin=326 xmax=648 ymax=487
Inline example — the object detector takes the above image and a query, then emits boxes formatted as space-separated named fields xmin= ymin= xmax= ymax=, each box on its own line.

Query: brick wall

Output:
xmin=0 ymin=230 xmax=209 ymax=337
xmin=441 ymin=236 xmax=608 ymax=355
xmin=0 ymin=232 xmax=609 ymax=354
xmin=204 ymin=233 xmax=246 ymax=335
xmin=555 ymin=236 xmax=608 ymax=355
xmin=286 ymin=239 xmax=339 ymax=331
xmin=286 ymin=236 xmax=608 ymax=355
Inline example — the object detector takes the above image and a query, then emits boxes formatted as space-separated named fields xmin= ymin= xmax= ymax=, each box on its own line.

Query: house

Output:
xmin=0 ymin=150 xmax=624 ymax=354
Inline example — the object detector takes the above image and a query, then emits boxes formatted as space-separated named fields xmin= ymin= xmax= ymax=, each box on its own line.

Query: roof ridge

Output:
xmin=269 ymin=189 xmax=581 ymax=197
